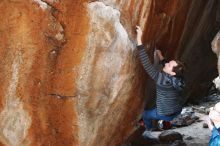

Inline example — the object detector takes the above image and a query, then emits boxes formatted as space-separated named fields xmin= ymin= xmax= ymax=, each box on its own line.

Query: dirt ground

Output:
xmin=124 ymin=93 xmax=220 ymax=146
xmin=151 ymin=112 xmax=211 ymax=146
xmin=150 ymin=93 xmax=220 ymax=146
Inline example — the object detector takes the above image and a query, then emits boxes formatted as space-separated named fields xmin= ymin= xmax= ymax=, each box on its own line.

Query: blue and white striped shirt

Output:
xmin=137 ymin=45 xmax=185 ymax=116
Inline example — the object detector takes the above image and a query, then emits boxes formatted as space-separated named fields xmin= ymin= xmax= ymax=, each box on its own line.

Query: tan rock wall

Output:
xmin=212 ymin=31 xmax=220 ymax=74
xmin=212 ymin=31 xmax=220 ymax=89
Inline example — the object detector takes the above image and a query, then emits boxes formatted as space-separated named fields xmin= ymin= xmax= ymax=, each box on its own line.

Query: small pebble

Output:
xmin=185 ymin=136 xmax=193 ymax=140
xmin=203 ymin=123 xmax=209 ymax=128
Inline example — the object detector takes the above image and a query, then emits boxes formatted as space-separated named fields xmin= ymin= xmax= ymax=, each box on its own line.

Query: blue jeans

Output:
xmin=142 ymin=108 xmax=181 ymax=129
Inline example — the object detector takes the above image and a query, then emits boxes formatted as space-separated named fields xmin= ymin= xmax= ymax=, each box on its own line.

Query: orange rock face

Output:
xmin=0 ymin=0 xmax=79 ymax=145
xmin=0 ymin=0 xmax=219 ymax=146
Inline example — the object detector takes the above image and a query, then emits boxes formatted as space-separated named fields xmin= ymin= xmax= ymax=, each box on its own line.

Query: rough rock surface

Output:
xmin=0 ymin=0 xmax=219 ymax=146
xmin=212 ymin=31 xmax=220 ymax=90
xmin=178 ymin=0 xmax=220 ymax=101
xmin=159 ymin=131 xmax=183 ymax=142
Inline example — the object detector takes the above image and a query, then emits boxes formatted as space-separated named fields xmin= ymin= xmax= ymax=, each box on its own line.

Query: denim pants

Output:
xmin=142 ymin=108 xmax=181 ymax=129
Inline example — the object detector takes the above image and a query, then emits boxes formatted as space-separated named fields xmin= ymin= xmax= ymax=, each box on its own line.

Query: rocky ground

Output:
xmin=122 ymin=91 xmax=220 ymax=146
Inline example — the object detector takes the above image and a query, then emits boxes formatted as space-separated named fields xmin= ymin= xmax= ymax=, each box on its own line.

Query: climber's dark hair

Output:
xmin=172 ymin=60 xmax=186 ymax=79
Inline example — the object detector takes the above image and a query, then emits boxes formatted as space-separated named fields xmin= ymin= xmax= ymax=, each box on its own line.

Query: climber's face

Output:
xmin=163 ymin=60 xmax=177 ymax=76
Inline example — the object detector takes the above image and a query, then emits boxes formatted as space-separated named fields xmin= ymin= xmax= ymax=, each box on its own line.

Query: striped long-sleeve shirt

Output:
xmin=137 ymin=45 xmax=185 ymax=116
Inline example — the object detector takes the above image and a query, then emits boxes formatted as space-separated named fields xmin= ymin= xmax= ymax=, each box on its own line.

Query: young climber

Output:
xmin=206 ymin=102 xmax=220 ymax=146
xmin=135 ymin=26 xmax=186 ymax=131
